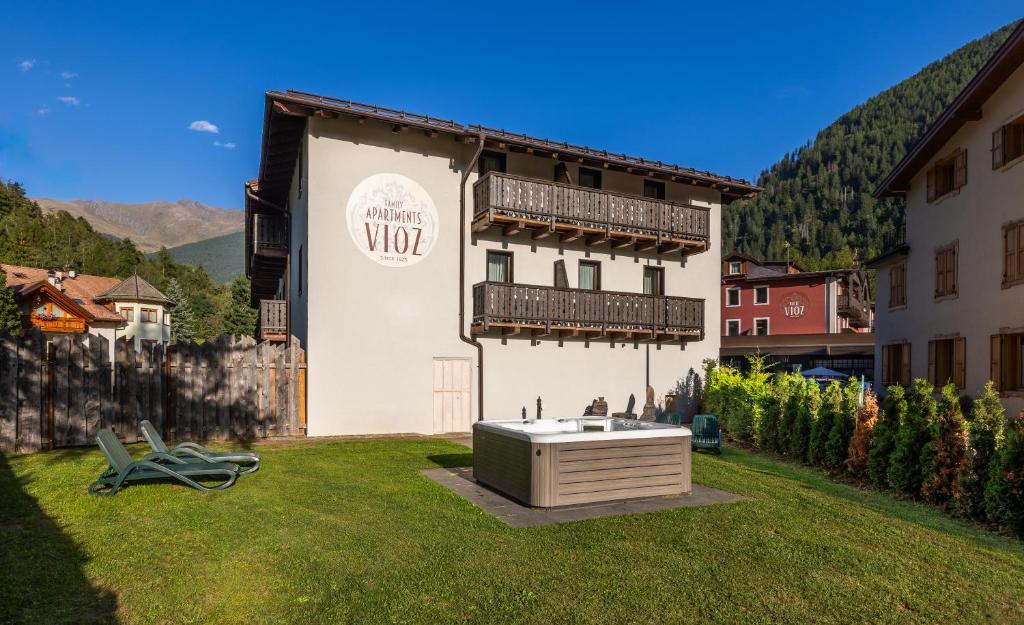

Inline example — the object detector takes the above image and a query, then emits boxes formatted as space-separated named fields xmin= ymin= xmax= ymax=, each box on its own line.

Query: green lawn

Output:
xmin=2 ymin=438 xmax=1022 ymax=625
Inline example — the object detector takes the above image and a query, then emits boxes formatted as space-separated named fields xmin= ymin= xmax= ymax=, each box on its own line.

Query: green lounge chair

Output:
xmin=140 ymin=420 xmax=260 ymax=474
xmin=88 ymin=429 xmax=239 ymax=496
xmin=691 ymin=414 xmax=722 ymax=455
xmin=655 ymin=412 xmax=683 ymax=426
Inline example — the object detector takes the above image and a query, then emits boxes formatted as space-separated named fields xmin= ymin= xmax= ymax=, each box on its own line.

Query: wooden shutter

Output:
xmin=927 ymin=340 xmax=937 ymax=386
xmin=881 ymin=345 xmax=891 ymax=386
xmin=991 ymin=335 xmax=1003 ymax=391
xmin=1018 ymin=223 xmax=1024 ymax=282
xmin=935 ymin=250 xmax=944 ymax=296
xmin=901 ymin=343 xmax=912 ymax=387
xmin=993 ymin=126 xmax=1005 ymax=169
xmin=1005 ymin=225 xmax=1017 ymax=285
xmin=553 ymin=259 xmax=568 ymax=288
xmin=950 ymin=246 xmax=958 ymax=295
xmin=954 ymin=149 xmax=968 ymax=189
xmin=953 ymin=337 xmax=966 ymax=389
xmin=926 ymin=168 xmax=937 ymax=202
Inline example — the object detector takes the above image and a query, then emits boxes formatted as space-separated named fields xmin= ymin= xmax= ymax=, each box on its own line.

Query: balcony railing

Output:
xmin=259 ymin=300 xmax=287 ymax=342
xmin=472 ymin=281 xmax=704 ymax=340
xmin=253 ymin=213 xmax=289 ymax=258
xmin=837 ymin=294 xmax=871 ymax=328
xmin=472 ymin=172 xmax=710 ymax=254
xmin=30 ymin=316 xmax=86 ymax=334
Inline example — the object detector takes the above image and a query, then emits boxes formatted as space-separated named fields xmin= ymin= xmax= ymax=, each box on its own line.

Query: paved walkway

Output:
xmin=422 ymin=466 xmax=747 ymax=528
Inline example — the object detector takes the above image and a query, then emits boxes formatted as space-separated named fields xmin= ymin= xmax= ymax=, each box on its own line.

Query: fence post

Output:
xmin=69 ymin=334 xmax=87 ymax=446
xmin=0 ymin=334 xmax=17 ymax=452
xmin=16 ymin=329 xmax=43 ymax=453
xmin=85 ymin=335 xmax=103 ymax=443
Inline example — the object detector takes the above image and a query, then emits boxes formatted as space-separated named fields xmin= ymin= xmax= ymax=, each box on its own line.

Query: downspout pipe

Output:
xmin=459 ymin=132 xmax=487 ymax=421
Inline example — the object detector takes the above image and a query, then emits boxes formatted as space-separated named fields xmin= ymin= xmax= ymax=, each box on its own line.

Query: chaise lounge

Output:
xmin=139 ymin=420 xmax=261 ymax=474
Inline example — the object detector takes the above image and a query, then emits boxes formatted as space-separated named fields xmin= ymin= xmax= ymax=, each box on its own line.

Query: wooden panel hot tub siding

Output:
xmin=473 ymin=427 xmax=533 ymax=505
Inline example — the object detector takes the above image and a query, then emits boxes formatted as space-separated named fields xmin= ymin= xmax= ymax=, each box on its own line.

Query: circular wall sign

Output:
xmin=781 ymin=292 xmax=809 ymax=319
xmin=346 ymin=173 xmax=439 ymax=267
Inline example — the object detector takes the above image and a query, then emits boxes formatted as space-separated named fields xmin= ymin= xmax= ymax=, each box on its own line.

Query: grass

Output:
xmin=1 ymin=438 xmax=1022 ymax=625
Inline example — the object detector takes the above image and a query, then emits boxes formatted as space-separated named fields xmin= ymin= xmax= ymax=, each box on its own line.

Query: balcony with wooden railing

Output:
xmin=259 ymin=300 xmax=288 ymax=342
xmin=837 ymin=293 xmax=871 ymax=328
xmin=472 ymin=172 xmax=710 ymax=255
xmin=29 ymin=314 xmax=86 ymax=334
xmin=472 ymin=282 xmax=704 ymax=342
xmin=253 ymin=213 xmax=289 ymax=259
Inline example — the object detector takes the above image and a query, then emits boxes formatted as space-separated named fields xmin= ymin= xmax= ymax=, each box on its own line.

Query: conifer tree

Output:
xmin=921 ymin=384 xmax=967 ymax=507
xmin=985 ymin=409 xmax=1024 ymax=538
xmin=810 ymin=381 xmax=841 ymax=466
xmin=868 ymin=385 xmax=906 ymax=489
xmin=846 ymin=391 xmax=879 ymax=480
xmin=789 ymin=379 xmax=818 ymax=463
xmin=888 ymin=379 xmax=937 ymax=497
xmin=825 ymin=378 xmax=860 ymax=471
xmin=222 ymin=276 xmax=258 ymax=340
xmin=165 ymin=278 xmax=195 ymax=343
xmin=954 ymin=382 xmax=1004 ymax=520
xmin=0 ymin=270 xmax=22 ymax=336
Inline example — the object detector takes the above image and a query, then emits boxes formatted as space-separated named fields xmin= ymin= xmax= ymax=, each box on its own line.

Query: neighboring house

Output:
xmin=872 ymin=22 xmax=1024 ymax=415
xmin=720 ymin=252 xmax=874 ymax=378
xmin=1 ymin=265 xmax=173 ymax=355
xmin=245 ymin=91 xmax=760 ymax=435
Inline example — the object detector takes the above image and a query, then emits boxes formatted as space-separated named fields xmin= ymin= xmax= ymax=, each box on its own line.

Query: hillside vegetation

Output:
xmin=723 ymin=21 xmax=1019 ymax=267
xmin=153 ymin=231 xmax=244 ymax=283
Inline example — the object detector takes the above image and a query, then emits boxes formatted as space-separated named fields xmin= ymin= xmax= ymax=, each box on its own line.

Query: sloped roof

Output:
xmin=96 ymin=274 xmax=173 ymax=306
xmin=1 ymin=265 xmax=124 ymax=322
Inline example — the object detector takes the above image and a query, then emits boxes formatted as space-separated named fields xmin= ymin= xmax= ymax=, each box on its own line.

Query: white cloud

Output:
xmin=56 ymin=96 xmax=80 ymax=105
xmin=213 ymin=141 xmax=236 ymax=150
xmin=19 ymin=59 xmax=36 ymax=72
xmin=60 ymin=71 xmax=78 ymax=80
xmin=37 ymin=105 xmax=51 ymax=115
xmin=188 ymin=120 xmax=219 ymax=134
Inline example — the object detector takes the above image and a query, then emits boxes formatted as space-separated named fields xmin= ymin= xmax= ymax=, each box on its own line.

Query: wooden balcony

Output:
xmin=472 ymin=282 xmax=704 ymax=342
xmin=259 ymin=300 xmax=287 ymax=342
xmin=253 ymin=213 xmax=289 ymax=258
xmin=837 ymin=294 xmax=871 ymax=328
xmin=30 ymin=316 xmax=86 ymax=334
xmin=472 ymin=172 xmax=710 ymax=255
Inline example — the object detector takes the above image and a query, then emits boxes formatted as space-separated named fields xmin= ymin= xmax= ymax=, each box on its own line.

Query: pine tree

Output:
xmin=825 ymin=378 xmax=859 ymax=471
xmin=954 ymin=382 xmax=1004 ymax=520
xmin=868 ymin=385 xmax=906 ymax=489
xmin=165 ymin=278 xmax=195 ymax=343
xmin=985 ymin=409 xmax=1024 ymax=538
xmin=222 ymin=276 xmax=258 ymax=340
xmin=846 ymin=391 xmax=879 ymax=479
xmin=789 ymin=379 xmax=818 ymax=463
xmin=921 ymin=384 xmax=967 ymax=507
xmin=888 ymin=379 xmax=937 ymax=497
xmin=0 ymin=270 xmax=22 ymax=336
xmin=809 ymin=381 xmax=841 ymax=466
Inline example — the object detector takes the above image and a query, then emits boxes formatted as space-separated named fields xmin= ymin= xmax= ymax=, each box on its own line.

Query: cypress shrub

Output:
xmin=790 ymin=380 xmax=819 ymax=463
xmin=985 ymin=409 xmax=1024 ymax=538
xmin=809 ymin=381 xmax=841 ymax=466
xmin=824 ymin=378 xmax=860 ymax=471
xmin=921 ymin=384 xmax=967 ymax=507
xmin=953 ymin=382 xmax=1004 ymax=520
xmin=761 ymin=373 xmax=802 ymax=452
xmin=868 ymin=385 xmax=906 ymax=489
xmin=887 ymin=379 xmax=937 ymax=497
xmin=846 ymin=391 xmax=879 ymax=479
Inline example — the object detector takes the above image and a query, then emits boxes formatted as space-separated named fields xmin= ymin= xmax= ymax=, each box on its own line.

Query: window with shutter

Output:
xmin=954 ymin=149 xmax=968 ymax=189
xmin=900 ymin=342 xmax=912 ymax=387
xmin=926 ymin=151 xmax=962 ymax=202
xmin=996 ymin=116 xmax=1024 ymax=167
xmin=993 ymin=333 xmax=1024 ymax=392
xmin=953 ymin=337 xmax=966 ymax=390
xmin=935 ymin=243 xmax=958 ymax=298
xmin=929 ymin=338 xmax=961 ymax=388
xmin=993 ymin=126 xmax=1005 ymax=169
xmin=882 ymin=343 xmax=911 ymax=387
xmin=992 ymin=335 xmax=1003 ymax=391
xmin=926 ymin=169 xmax=936 ymax=203
xmin=1004 ymin=220 xmax=1024 ymax=288
xmin=889 ymin=262 xmax=907 ymax=308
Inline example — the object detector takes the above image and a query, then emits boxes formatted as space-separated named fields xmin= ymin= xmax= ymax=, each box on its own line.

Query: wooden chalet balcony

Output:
xmin=472 ymin=282 xmax=704 ymax=341
xmin=259 ymin=300 xmax=287 ymax=342
xmin=31 ymin=316 xmax=86 ymax=334
xmin=253 ymin=213 xmax=289 ymax=258
xmin=472 ymin=172 xmax=710 ymax=255
xmin=837 ymin=294 xmax=871 ymax=328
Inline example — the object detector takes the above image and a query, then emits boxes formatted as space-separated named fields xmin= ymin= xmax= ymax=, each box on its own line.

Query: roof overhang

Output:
xmin=16 ymin=281 xmax=97 ymax=322
xmin=875 ymin=21 xmax=1024 ymax=198
xmin=721 ymin=332 xmax=875 ymax=357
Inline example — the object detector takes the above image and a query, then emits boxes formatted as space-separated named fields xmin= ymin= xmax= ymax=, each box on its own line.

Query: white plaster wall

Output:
xmin=115 ymin=302 xmax=171 ymax=350
xmin=303 ymin=116 xmax=721 ymax=434
xmin=874 ymin=63 xmax=1024 ymax=414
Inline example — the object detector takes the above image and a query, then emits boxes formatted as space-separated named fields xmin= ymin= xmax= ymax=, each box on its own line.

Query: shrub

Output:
xmin=888 ymin=379 xmax=937 ymax=497
xmin=703 ymin=356 xmax=772 ymax=443
xmin=846 ymin=390 xmax=878 ymax=479
xmin=953 ymin=382 xmax=1004 ymax=520
xmin=824 ymin=378 xmax=860 ymax=471
xmin=809 ymin=381 xmax=841 ymax=466
xmin=672 ymin=367 xmax=703 ymax=420
xmin=868 ymin=385 xmax=906 ymax=489
xmin=920 ymin=384 xmax=967 ymax=507
xmin=788 ymin=379 xmax=818 ymax=463
xmin=985 ymin=409 xmax=1024 ymax=538
xmin=760 ymin=372 xmax=802 ymax=452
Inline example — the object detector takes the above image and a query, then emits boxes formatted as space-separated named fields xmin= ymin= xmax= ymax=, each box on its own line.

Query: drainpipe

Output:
xmin=460 ymin=132 xmax=487 ymax=421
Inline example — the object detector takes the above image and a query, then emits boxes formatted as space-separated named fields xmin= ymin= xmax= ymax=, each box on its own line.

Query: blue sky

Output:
xmin=1 ymin=2 xmax=1019 ymax=210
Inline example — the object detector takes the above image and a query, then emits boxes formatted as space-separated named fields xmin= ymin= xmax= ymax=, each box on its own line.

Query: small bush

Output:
xmin=760 ymin=372 xmax=802 ymax=452
xmin=953 ymin=382 xmax=1004 ymax=520
xmin=985 ymin=409 xmax=1024 ymax=538
xmin=789 ymin=380 xmax=818 ymax=463
xmin=868 ymin=385 xmax=906 ymax=489
xmin=921 ymin=384 xmax=967 ymax=507
xmin=824 ymin=378 xmax=860 ymax=471
xmin=888 ymin=379 xmax=937 ymax=497
xmin=846 ymin=391 xmax=878 ymax=479
xmin=702 ymin=356 xmax=771 ymax=443
xmin=809 ymin=381 xmax=841 ymax=466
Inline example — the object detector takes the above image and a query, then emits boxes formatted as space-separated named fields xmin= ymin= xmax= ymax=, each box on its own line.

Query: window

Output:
xmin=553 ymin=259 xmax=569 ymax=288
xmin=140 ymin=307 xmax=158 ymax=324
xmin=928 ymin=337 xmax=966 ymax=389
xmin=643 ymin=179 xmax=665 ymax=200
xmin=881 ymin=343 xmax=912 ymax=387
xmin=726 ymin=287 xmax=740 ymax=307
xmin=889 ymin=262 xmax=907 ymax=308
xmin=926 ymin=149 xmax=967 ymax=202
xmin=486 ymin=251 xmax=512 ymax=283
xmin=578 ymin=167 xmax=602 ymax=189
xmin=578 ymin=260 xmax=601 ymax=290
xmin=726 ymin=320 xmax=741 ymax=336
xmin=1003 ymin=219 xmax=1024 ymax=288
xmin=119 ymin=307 xmax=135 ymax=322
xmin=478 ymin=151 xmax=506 ymax=176
xmin=992 ymin=116 xmax=1024 ymax=168
xmin=754 ymin=285 xmax=769 ymax=305
xmin=754 ymin=318 xmax=769 ymax=336
xmin=643 ymin=266 xmax=664 ymax=296
xmin=992 ymin=333 xmax=1024 ymax=392
xmin=728 ymin=261 xmax=742 ymax=275
xmin=935 ymin=242 xmax=958 ymax=298
xmin=163 ymin=311 xmax=171 ymax=326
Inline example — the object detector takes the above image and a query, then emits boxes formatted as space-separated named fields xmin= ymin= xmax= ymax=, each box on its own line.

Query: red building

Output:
xmin=719 ymin=253 xmax=875 ymax=378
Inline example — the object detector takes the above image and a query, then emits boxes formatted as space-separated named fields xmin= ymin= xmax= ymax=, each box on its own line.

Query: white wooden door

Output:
xmin=432 ymin=358 xmax=472 ymax=433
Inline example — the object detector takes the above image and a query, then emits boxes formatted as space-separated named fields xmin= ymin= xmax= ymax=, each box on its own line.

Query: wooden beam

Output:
xmin=560 ymin=228 xmax=583 ymax=243
xmin=558 ymin=329 xmax=579 ymax=339
xmin=273 ymin=101 xmax=313 ymax=117
xmin=501 ymin=326 xmax=520 ymax=337
xmin=585 ymin=233 xmax=608 ymax=246
xmin=658 ymin=242 xmax=681 ymax=254
xmin=635 ymin=240 xmax=657 ymax=252
xmin=530 ymin=226 xmax=553 ymax=240
xmin=611 ymin=236 xmax=636 ymax=249
xmin=532 ymin=328 xmax=552 ymax=338
xmin=502 ymin=221 xmax=524 ymax=237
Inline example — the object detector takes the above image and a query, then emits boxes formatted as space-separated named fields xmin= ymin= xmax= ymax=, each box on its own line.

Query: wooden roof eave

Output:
xmin=19 ymin=281 xmax=97 ymax=323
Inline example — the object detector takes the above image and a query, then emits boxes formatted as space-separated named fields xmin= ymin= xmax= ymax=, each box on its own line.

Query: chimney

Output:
xmin=47 ymin=268 xmax=56 ymax=286
xmin=67 ymin=265 xmax=77 ymax=279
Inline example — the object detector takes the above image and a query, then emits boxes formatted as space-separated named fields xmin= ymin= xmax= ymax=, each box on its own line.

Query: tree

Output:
xmin=825 ymin=378 xmax=859 ymax=471
xmin=868 ymin=385 xmax=906 ymax=489
xmin=888 ymin=379 xmax=937 ymax=497
xmin=846 ymin=391 xmax=879 ymax=480
xmin=920 ymin=384 xmax=967 ymax=507
xmin=787 ymin=378 xmax=818 ymax=463
xmin=809 ymin=381 xmax=841 ymax=466
xmin=222 ymin=276 xmax=257 ymax=340
xmin=954 ymin=382 xmax=1004 ymax=520
xmin=985 ymin=409 xmax=1024 ymax=538
xmin=165 ymin=278 xmax=195 ymax=343
xmin=0 ymin=270 xmax=22 ymax=336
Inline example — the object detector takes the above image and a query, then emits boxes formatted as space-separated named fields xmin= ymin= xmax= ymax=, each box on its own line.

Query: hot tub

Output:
xmin=473 ymin=418 xmax=692 ymax=507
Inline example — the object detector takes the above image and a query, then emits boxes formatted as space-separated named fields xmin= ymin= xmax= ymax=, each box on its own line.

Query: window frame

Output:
xmin=753 ymin=285 xmax=769 ymax=306
xmin=928 ymin=336 xmax=966 ymax=390
xmin=578 ymin=260 xmax=601 ymax=291
xmin=119 ymin=306 xmax=135 ymax=323
xmin=881 ymin=342 xmax=912 ymax=387
xmin=725 ymin=319 xmax=741 ymax=337
xmin=725 ymin=287 xmax=741 ymax=307
xmin=728 ymin=261 xmax=742 ymax=275
xmin=643 ymin=266 xmax=665 ymax=296
xmin=753 ymin=317 xmax=770 ymax=336
xmin=934 ymin=241 xmax=959 ymax=300
xmin=140 ymin=307 xmax=158 ymax=324
xmin=478 ymin=151 xmax=507 ymax=176
xmin=992 ymin=115 xmax=1024 ymax=169
xmin=889 ymin=261 xmax=907 ymax=309
xmin=577 ymin=167 xmax=602 ymax=189
xmin=926 ymin=148 xmax=967 ymax=203
xmin=1002 ymin=219 xmax=1024 ymax=289
xmin=992 ymin=333 xmax=1024 ymax=394
xmin=485 ymin=250 xmax=514 ymax=284
xmin=642 ymin=179 xmax=665 ymax=200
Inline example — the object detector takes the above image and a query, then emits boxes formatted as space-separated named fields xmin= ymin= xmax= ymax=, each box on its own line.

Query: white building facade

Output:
xmin=872 ymin=24 xmax=1024 ymax=415
xmin=246 ymin=92 xmax=760 ymax=435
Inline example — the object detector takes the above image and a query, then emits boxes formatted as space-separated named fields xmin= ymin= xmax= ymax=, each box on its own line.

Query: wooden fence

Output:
xmin=0 ymin=329 xmax=306 ymax=454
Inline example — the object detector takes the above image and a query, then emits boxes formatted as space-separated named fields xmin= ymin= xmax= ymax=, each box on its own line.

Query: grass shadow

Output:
xmin=0 ymin=453 xmax=120 ymax=624
xmin=426 ymin=452 xmax=474 ymax=468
